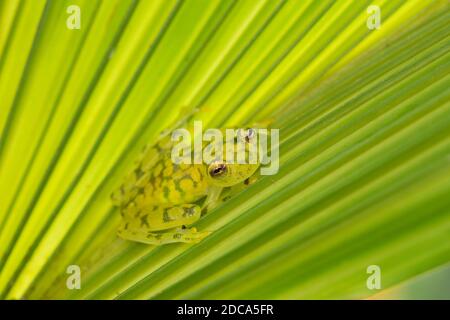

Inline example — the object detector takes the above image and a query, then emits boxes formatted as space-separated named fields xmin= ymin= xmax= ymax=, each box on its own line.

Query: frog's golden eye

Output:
xmin=208 ymin=163 xmax=227 ymax=177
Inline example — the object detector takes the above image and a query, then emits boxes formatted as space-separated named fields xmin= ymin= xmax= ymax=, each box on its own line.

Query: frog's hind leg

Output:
xmin=118 ymin=226 xmax=210 ymax=245
xmin=117 ymin=204 xmax=210 ymax=245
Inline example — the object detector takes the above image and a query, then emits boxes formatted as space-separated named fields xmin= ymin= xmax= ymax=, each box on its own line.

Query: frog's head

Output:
xmin=205 ymin=128 xmax=260 ymax=187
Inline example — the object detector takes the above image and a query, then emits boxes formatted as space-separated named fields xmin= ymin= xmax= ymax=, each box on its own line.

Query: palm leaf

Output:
xmin=0 ymin=0 xmax=449 ymax=299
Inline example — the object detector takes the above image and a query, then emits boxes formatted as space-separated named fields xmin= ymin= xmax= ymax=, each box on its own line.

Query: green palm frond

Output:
xmin=0 ymin=0 xmax=449 ymax=299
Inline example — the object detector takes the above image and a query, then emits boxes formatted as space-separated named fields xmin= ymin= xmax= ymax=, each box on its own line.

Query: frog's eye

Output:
xmin=208 ymin=163 xmax=227 ymax=178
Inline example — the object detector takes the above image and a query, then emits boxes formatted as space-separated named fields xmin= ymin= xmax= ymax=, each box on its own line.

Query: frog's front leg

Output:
xmin=117 ymin=204 xmax=210 ymax=245
xmin=201 ymin=185 xmax=223 ymax=215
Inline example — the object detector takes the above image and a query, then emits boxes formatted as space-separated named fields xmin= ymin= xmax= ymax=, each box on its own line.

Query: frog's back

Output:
xmin=111 ymin=137 xmax=209 ymax=217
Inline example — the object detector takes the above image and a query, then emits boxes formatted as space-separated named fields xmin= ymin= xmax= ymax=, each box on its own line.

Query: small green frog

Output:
xmin=111 ymin=126 xmax=260 ymax=245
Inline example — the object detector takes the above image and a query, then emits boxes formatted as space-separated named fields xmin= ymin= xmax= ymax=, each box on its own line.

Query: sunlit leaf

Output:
xmin=0 ymin=0 xmax=448 ymax=300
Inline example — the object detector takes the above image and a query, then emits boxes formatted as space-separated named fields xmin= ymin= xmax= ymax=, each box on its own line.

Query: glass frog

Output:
xmin=111 ymin=126 xmax=261 ymax=245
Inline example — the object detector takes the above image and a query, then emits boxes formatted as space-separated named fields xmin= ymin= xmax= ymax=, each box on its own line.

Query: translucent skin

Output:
xmin=111 ymin=132 xmax=260 ymax=245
